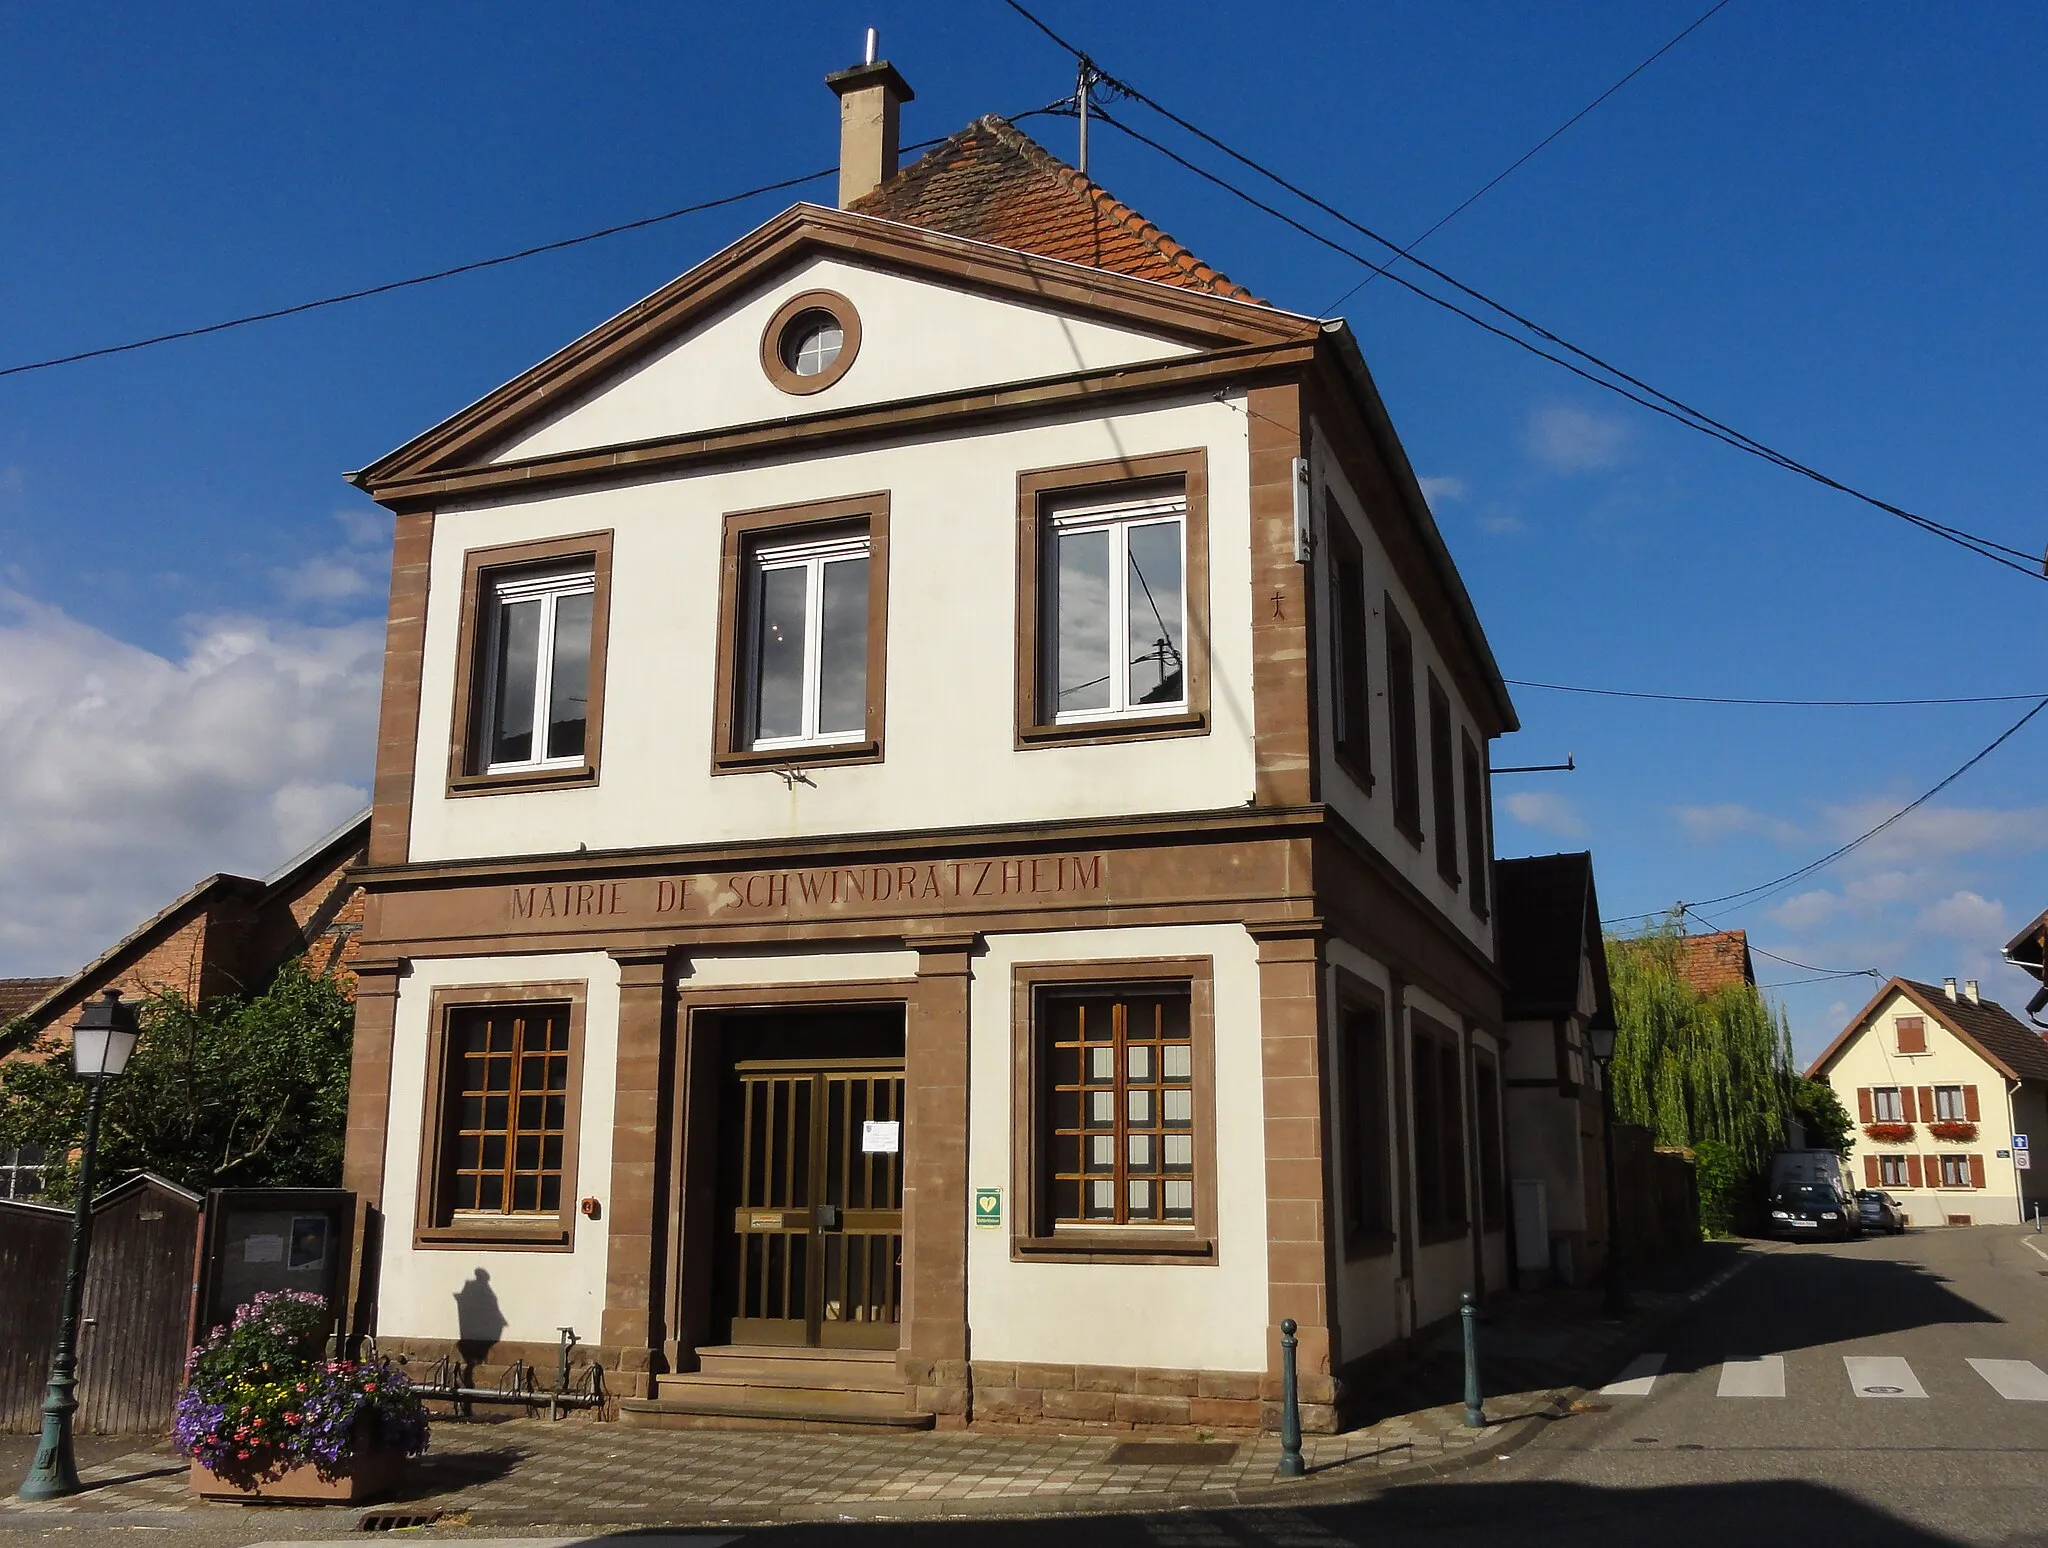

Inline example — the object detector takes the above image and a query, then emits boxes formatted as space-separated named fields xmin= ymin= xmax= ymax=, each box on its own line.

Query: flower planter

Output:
xmin=188 ymin=1446 xmax=404 ymax=1504
xmin=1927 ymin=1121 xmax=1977 ymax=1142
xmin=1864 ymin=1122 xmax=1915 ymax=1144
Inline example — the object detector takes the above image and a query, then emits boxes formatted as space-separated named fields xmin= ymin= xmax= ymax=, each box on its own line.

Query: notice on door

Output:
xmin=242 ymin=1233 xmax=285 ymax=1264
xmin=861 ymin=1120 xmax=901 ymax=1155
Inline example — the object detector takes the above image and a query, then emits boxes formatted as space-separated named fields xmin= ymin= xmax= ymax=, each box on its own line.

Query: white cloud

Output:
xmin=1524 ymin=404 xmax=1628 ymax=473
xmin=1672 ymin=802 xmax=1802 ymax=844
xmin=1478 ymin=510 xmax=1526 ymax=535
xmin=334 ymin=506 xmax=393 ymax=549
xmin=1503 ymin=790 xmax=1588 ymax=838
xmin=1768 ymin=889 xmax=1839 ymax=930
xmin=1418 ymin=476 xmax=1467 ymax=505
xmin=1917 ymin=889 xmax=2007 ymax=943
xmin=0 ymin=588 xmax=380 ymax=975
xmin=1823 ymin=801 xmax=2048 ymax=865
xmin=0 ymin=466 xmax=24 ymax=496
xmin=276 ymin=554 xmax=381 ymax=603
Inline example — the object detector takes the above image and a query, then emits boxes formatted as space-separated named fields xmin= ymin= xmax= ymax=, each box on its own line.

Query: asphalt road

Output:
xmin=8 ymin=1226 xmax=2045 ymax=1547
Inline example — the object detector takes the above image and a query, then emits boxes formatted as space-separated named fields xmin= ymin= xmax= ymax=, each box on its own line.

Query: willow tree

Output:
xmin=1604 ymin=917 xmax=1795 ymax=1174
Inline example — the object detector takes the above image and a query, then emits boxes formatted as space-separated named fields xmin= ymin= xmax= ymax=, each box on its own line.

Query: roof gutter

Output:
xmin=1318 ymin=319 xmax=1518 ymax=734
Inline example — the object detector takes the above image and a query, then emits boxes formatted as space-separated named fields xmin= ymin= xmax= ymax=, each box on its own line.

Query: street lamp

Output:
xmin=16 ymin=990 xmax=139 ymax=1502
xmin=1585 ymin=1020 xmax=1631 ymax=1317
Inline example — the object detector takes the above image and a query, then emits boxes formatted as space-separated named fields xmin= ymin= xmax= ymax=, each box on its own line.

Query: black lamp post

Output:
xmin=16 ymin=989 xmax=139 ymax=1502
xmin=1586 ymin=1021 xmax=1630 ymax=1317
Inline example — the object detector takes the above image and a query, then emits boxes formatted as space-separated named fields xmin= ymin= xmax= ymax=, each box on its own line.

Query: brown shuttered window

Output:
xmin=1428 ymin=672 xmax=1460 ymax=887
xmin=1857 ymin=1087 xmax=1874 ymax=1123
xmin=1864 ymin=1155 xmax=1880 ymax=1186
xmin=1327 ymin=517 xmax=1372 ymax=784
xmin=1462 ymin=731 xmax=1490 ymax=918
xmin=1473 ymin=1049 xmax=1505 ymax=1229
xmin=1895 ymin=1015 xmax=1926 ymax=1053
xmin=1918 ymin=1086 xmax=1936 ymax=1123
xmin=1899 ymin=1086 xmax=1918 ymax=1122
xmin=1963 ymin=1084 xmax=1981 ymax=1121
xmin=1968 ymin=1154 xmax=1986 ymax=1189
xmin=1929 ymin=1153 xmax=1951 ymax=1187
xmin=1905 ymin=1155 xmax=1923 ymax=1188
xmin=1385 ymin=599 xmax=1422 ymax=844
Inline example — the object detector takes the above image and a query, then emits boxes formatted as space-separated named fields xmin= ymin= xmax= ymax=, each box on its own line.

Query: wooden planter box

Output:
xmin=188 ymin=1446 xmax=404 ymax=1504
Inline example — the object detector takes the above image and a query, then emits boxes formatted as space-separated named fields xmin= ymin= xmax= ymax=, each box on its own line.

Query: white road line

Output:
xmin=2021 ymin=1234 xmax=2048 ymax=1264
xmin=1967 ymin=1358 xmax=2048 ymax=1401
xmin=1716 ymin=1356 xmax=1785 ymax=1397
xmin=1601 ymin=1353 xmax=1666 ymax=1396
xmin=1844 ymin=1355 xmax=1926 ymax=1398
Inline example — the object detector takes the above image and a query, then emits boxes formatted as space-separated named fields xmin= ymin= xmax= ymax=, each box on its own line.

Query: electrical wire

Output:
xmin=997 ymin=0 xmax=2044 ymax=582
xmin=0 ymin=113 xmax=1069 ymax=383
xmin=1326 ymin=0 xmax=1736 ymax=311
xmin=1506 ymin=678 xmax=2047 ymax=708
xmin=1679 ymin=902 xmax=1879 ymax=981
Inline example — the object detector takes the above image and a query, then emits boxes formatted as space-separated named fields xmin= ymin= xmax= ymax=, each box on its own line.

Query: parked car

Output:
xmin=1855 ymin=1189 xmax=1908 ymax=1234
xmin=1766 ymin=1182 xmax=1861 ymax=1240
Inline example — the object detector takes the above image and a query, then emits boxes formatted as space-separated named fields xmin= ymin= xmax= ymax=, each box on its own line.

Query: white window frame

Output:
xmin=1878 ymin=1155 xmax=1909 ymax=1187
xmin=481 ymin=567 xmax=596 ymax=775
xmin=1045 ymin=493 xmax=1188 ymax=725
xmin=1871 ymin=1086 xmax=1903 ymax=1122
xmin=744 ymin=532 xmax=871 ymax=752
xmin=1933 ymin=1085 xmax=1967 ymax=1121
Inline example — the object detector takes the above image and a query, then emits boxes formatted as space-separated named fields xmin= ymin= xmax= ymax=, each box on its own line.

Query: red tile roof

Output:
xmin=1675 ymin=930 xmax=1755 ymax=993
xmin=0 ymin=978 xmax=62 ymax=1024
xmin=850 ymin=115 xmax=1256 ymax=302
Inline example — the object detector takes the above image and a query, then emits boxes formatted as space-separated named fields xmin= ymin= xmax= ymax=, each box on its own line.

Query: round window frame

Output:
xmin=760 ymin=290 xmax=862 ymax=396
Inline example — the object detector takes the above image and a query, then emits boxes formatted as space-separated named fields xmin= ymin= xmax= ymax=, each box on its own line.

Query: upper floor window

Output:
xmin=1871 ymin=1086 xmax=1904 ymax=1122
xmin=1327 ymin=515 xmax=1372 ymax=785
xmin=1428 ymin=672 xmax=1460 ymax=888
xmin=1933 ymin=1085 xmax=1972 ymax=1121
xmin=713 ymin=494 xmax=890 ymax=772
xmin=483 ymin=567 xmax=593 ymax=772
xmin=1895 ymin=1015 xmax=1927 ymax=1054
xmin=744 ymin=530 xmax=871 ymax=751
xmin=1015 ymin=451 xmax=1210 ymax=747
xmin=450 ymin=532 xmax=612 ymax=794
xmin=1045 ymin=491 xmax=1186 ymax=723
xmin=759 ymin=289 xmax=862 ymax=395
xmin=1462 ymin=730 xmax=1490 ymax=918
xmin=1385 ymin=599 xmax=1422 ymax=844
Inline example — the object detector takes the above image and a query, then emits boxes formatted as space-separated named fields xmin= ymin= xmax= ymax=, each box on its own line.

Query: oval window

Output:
xmin=780 ymin=311 xmax=845 ymax=378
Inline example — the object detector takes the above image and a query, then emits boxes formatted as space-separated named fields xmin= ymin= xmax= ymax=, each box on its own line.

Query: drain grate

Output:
xmin=1106 ymin=1441 xmax=1240 ymax=1466
xmin=358 ymin=1509 xmax=442 ymax=1531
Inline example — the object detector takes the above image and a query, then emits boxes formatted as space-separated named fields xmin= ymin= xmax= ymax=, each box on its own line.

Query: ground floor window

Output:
xmin=1938 ymin=1153 xmax=1982 ymax=1189
xmin=417 ymin=984 xmax=586 ymax=1248
xmin=1411 ymin=1019 xmax=1467 ymax=1236
xmin=1472 ymin=1048 xmax=1505 ymax=1230
xmin=1014 ymin=958 xmax=1216 ymax=1259
xmin=1339 ymin=999 xmax=1391 ymax=1249
xmin=0 ymin=1144 xmax=45 ymax=1201
xmin=1879 ymin=1154 xmax=1910 ymax=1187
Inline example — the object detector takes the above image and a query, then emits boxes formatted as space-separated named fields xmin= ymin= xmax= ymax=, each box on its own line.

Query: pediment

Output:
xmin=354 ymin=204 xmax=1316 ymax=500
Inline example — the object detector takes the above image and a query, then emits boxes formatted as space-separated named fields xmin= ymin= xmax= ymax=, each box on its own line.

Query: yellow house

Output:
xmin=1807 ymin=977 xmax=2048 ymax=1227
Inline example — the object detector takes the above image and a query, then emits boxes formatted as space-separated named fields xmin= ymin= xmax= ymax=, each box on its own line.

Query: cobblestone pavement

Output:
xmin=0 ymin=1245 xmax=1759 ymax=1528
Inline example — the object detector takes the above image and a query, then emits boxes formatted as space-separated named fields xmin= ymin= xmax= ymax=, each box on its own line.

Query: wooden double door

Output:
xmin=718 ymin=1021 xmax=905 ymax=1349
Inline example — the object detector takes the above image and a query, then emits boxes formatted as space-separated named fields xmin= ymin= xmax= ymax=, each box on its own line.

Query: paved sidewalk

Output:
xmin=0 ymin=1244 xmax=1758 ymax=1529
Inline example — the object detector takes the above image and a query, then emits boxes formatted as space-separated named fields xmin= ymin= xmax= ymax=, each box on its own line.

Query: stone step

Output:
xmin=620 ymin=1381 xmax=934 ymax=1433
xmin=688 ymin=1345 xmax=905 ymax=1393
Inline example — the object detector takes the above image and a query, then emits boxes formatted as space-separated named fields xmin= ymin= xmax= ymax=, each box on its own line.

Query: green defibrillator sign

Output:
xmin=973 ymin=1187 xmax=1003 ymax=1229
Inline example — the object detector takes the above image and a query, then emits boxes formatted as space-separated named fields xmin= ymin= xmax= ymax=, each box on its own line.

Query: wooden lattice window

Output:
xmin=448 ymin=1003 xmax=571 ymax=1216
xmin=1043 ymin=988 xmax=1197 ymax=1227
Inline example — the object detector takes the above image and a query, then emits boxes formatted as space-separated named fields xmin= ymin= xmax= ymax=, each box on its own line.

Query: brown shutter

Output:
xmin=1906 ymin=1155 xmax=1922 ymax=1188
xmin=1968 ymin=1154 xmax=1986 ymax=1190
xmin=1864 ymin=1155 xmax=1880 ymax=1186
xmin=1919 ymin=1087 xmax=1936 ymax=1123
xmin=1857 ymin=1087 xmax=1874 ymax=1122
xmin=1925 ymin=1153 xmax=1942 ymax=1188
xmin=1963 ymin=1085 xmax=1981 ymax=1121
xmin=1900 ymin=1086 xmax=1917 ymax=1122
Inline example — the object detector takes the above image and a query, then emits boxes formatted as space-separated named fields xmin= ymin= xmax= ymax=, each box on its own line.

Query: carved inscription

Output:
xmin=507 ymin=854 xmax=1106 ymax=928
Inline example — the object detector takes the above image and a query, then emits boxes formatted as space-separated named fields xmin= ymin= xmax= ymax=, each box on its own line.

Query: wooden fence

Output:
xmin=0 ymin=1173 xmax=202 ymax=1434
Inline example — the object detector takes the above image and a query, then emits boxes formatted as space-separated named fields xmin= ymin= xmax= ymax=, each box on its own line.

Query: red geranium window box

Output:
xmin=1863 ymin=1122 xmax=1915 ymax=1144
xmin=1926 ymin=1120 xmax=1977 ymax=1142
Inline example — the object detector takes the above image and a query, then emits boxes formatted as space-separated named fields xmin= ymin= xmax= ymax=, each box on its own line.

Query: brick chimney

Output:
xmin=1943 ymin=977 xmax=1958 ymax=1001
xmin=826 ymin=34 xmax=914 ymax=209
xmin=1964 ymin=979 xmax=1980 ymax=1004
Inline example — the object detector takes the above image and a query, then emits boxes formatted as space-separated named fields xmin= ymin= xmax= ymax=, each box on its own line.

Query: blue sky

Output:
xmin=2 ymin=2 xmax=2043 ymax=1061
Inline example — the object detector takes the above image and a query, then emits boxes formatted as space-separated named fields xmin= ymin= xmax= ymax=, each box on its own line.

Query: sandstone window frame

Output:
xmin=759 ymin=289 xmax=863 ymax=396
xmin=1014 ymin=450 xmax=1211 ymax=748
xmin=414 ymin=981 xmax=588 ymax=1252
xmin=1009 ymin=956 xmax=1218 ymax=1264
xmin=447 ymin=531 xmax=613 ymax=798
xmin=711 ymin=492 xmax=891 ymax=774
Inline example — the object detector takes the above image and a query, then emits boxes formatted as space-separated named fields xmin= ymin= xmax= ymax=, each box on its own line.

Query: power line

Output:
xmin=0 ymin=112 xmax=1070 ymax=383
xmin=1327 ymin=0 xmax=1736 ymax=312
xmin=1506 ymin=678 xmax=2048 ymax=708
xmin=1679 ymin=902 xmax=1880 ymax=981
xmin=996 ymin=0 xmax=2044 ymax=582
xmin=1636 ymin=695 xmax=2048 ymax=920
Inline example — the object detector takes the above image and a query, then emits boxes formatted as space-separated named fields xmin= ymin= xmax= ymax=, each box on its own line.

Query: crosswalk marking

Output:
xmin=1844 ymin=1355 xmax=1926 ymax=1398
xmin=1601 ymin=1353 xmax=1666 ymax=1396
xmin=1717 ymin=1355 xmax=1786 ymax=1397
xmin=1967 ymin=1358 xmax=2048 ymax=1401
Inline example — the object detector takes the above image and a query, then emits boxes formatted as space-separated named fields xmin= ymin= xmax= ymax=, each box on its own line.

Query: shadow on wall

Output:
xmin=453 ymin=1267 xmax=507 ymax=1375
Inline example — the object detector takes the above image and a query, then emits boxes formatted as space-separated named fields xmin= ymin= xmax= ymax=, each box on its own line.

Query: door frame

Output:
xmin=664 ymin=980 xmax=917 ymax=1372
